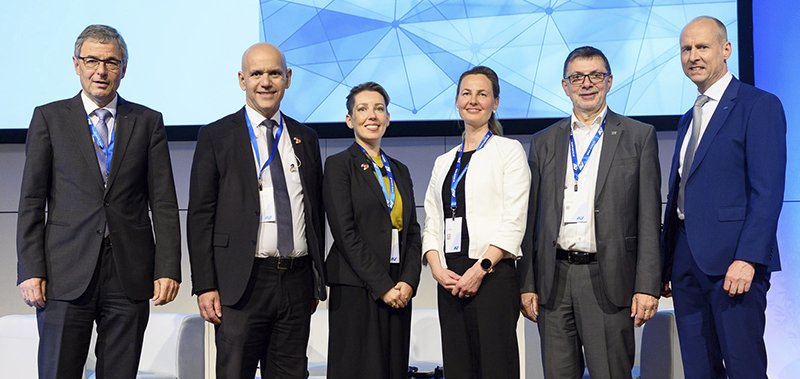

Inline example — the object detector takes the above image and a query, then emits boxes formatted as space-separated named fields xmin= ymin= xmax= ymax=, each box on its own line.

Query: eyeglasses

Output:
xmin=77 ymin=56 xmax=122 ymax=72
xmin=564 ymin=72 xmax=610 ymax=85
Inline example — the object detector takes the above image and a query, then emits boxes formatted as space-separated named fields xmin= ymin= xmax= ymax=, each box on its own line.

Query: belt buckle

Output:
xmin=276 ymin=257 xmax=292 ymax=270
xmin=568 ymin=252 xmax=589 ymax=264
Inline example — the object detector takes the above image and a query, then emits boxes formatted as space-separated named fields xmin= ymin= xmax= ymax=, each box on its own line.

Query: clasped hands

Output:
xmin=431 ymin=261 xmax=486 ymax=299
xmin=382 ymin=281 xmax=413 ymax=309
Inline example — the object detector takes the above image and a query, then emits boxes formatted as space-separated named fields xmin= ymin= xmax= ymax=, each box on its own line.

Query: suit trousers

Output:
xmin=672 ymin=223 xmax=769 ymax=379
xmin=36 ymin=239 xmax=149 ymax=379
xmin=538 ymin=260 xmax=634 ymax=379
xmin=438 ymin=256 xmax=519 ymax=379
xmin=215 ymin=256 xmax=314 ymax=379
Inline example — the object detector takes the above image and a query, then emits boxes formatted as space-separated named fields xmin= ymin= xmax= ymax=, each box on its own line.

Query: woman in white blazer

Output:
xmin=422 ymin=66 xmax=531 ymax=378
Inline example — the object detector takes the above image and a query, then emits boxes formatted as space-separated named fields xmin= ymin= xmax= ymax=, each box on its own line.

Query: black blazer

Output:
xmin=17 ymin=93 xmax=181 ymax=301
xmin=518 ymin=110 xmax=662 ymax=307
xmin=323 ymin=143 xmax=421 ymax=300
xmin=187 ymin=108 xmax=327 ymax=304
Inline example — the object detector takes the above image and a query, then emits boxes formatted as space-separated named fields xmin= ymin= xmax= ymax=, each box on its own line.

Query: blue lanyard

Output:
xmin=450 ymin=130 xmax=492 ymax=216
xmin=569 ymin=116 xmax=606 ymax=191
xmin=245 ymin=111 xmax=284 ymax=183
xmin=357 ymin=145 xmax=396 ymax=211
xmin=87 ymin=114 xmax=115 ymax=177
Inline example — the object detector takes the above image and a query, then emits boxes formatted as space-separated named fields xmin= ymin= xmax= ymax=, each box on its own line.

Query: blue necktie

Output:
xmin=94 ymin=108 xmax=111 ymax=179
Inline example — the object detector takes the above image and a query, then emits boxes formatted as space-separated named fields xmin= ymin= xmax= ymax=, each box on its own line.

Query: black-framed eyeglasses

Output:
xmin=77 ymin=56 xmax=122 ymax=72
xmin=564 ymin=72 xmax=610 ymax=85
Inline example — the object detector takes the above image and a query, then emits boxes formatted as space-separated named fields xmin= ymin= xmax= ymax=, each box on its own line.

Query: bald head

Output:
xmin=682 ymin=16 xmax=728 ymax=45
xmin=238 ymin=43 xmax=292 ymax=118
xmin=241 ymin=43 xmax=287 ymax=72
xmin=679 ymin=16 xmax=731 ymax=93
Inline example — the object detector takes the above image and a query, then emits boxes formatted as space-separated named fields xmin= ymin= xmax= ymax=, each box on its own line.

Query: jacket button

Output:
xmin=104 ymin=202 xmax=110 ymax=207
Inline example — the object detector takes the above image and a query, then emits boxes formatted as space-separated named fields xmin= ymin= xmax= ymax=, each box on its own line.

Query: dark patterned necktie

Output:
xmin=264 ymin=119 xmax=294 ymax=256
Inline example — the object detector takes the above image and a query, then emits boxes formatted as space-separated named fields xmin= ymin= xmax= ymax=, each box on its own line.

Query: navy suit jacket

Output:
xmin=187 ymin=108 xmax=327 ymax=305
xmin=662 ymin=77 xmax=786 ymax=279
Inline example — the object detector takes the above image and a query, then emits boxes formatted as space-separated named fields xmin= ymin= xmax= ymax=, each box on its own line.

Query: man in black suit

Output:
xmin=518 ymin=46 xmax=662 ymax=379
xmin=188 ymin=42 xmax=326 ymax=378
xmin=16 ymin=24 xmax=182 ymax=379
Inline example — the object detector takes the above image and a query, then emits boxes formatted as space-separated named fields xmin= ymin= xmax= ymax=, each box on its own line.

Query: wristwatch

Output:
xmin=480 ymin=258 xmax=494 ymax=273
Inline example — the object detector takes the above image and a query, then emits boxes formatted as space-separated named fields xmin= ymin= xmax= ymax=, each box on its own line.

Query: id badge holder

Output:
xmin=444 ymin=217 xmax=463 ymax=253
xmin=390 ymin=229 xmax=400 ymax=263
xmin=563 ymin=199 xmax=589 ymax=224
xmin=259 ymin=186 xmax=276 ymax=222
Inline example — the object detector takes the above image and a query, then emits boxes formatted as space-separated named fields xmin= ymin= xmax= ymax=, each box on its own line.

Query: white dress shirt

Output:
xmin=244 ymin=105 xmax=308 ymax=258
xmin=557 ymin=107 xmax=608 ymax=253
xmin=677 ymin=71 xmax=733 ymax=219
xmin=80 ymin=92 xmax=118 ymax=174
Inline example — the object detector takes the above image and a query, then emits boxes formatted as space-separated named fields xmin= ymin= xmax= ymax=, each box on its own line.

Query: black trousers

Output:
xmin=438 ymin=256 xmax=519 ymax=379
xmin=215 ymin=256 xmax=315 ymax=379
xmin=327 ymin=264 xmax=411 ymax=379
xmin=37 ymin=239 xmax=149 ymax=379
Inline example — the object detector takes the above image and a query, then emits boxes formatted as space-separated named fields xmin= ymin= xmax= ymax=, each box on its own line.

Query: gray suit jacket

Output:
xmin=518 ymin=110 xmax=661 ymax=307
xmin=17 ymin=93 xmax=181 ymax=301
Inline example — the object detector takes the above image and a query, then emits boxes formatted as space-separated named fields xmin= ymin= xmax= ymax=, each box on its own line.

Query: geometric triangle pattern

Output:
xmin=260 ymin=0 xmax=738 ymax=123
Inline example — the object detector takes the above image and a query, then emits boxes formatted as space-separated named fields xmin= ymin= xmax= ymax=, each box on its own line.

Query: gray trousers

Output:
xmin=538 ymin=260 xmax=635 ymax=379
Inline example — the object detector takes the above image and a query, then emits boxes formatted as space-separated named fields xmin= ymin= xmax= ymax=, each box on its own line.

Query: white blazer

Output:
xmin=422 ymin=135 xmax=531 ymax=268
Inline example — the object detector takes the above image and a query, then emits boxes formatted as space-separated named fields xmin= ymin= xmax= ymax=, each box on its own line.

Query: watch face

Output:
xmin=481 ymin=259 xmax=491 ymax=270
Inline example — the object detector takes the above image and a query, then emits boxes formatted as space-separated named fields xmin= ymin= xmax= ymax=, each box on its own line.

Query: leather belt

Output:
xmin=256 ymin=255 xmax=310 ymax=270
xmin=556 ymin=249 xmax=597 ymax=264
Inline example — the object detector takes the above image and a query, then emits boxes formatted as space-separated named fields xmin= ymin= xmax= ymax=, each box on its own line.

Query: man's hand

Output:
xmin=453 ymin=263 xmax=486 ymax=298
xmin=724 ymin=260 xmax=756 ymax=297
xmin=19 ymin=278 xmax=47 ymax=309
xmin=520 ymin=292 xmax=539 ymax=322
xmin=197 ymin=290 xmax=223 ymax=325
xmin=631 ymin=293 xmax=659 ymax=327
xmin=153 ymin=278 xmax=180 ymax=305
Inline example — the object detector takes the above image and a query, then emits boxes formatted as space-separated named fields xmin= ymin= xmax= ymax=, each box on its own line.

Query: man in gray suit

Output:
xmin=518 ymin=46 xmax=662 ymax=379
xmin=17 ymin=24 xmax=181 ymax=379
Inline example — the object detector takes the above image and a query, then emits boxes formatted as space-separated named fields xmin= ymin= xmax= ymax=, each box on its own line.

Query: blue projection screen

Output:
xmin=0 ymin=0 xmax=739 ymax=131
xmin=262 ymin=0 xmax=739 ymax=123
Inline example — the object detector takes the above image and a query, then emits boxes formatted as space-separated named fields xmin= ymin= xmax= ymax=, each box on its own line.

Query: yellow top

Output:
xmin=370 ymin=155 xmax=403 ymax=231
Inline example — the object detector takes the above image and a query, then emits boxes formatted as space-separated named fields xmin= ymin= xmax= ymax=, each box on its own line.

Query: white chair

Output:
xmin=409 ymin=308 xmax=444 ymax=373
xmin=0 ymin=314 xmax=39 ymax=379
xmin=85 ymin=313 xmax=205 ymax=379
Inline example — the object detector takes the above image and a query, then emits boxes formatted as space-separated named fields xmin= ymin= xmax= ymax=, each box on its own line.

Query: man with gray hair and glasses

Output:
xmin=17 ymin=24 xmax=181 ymax=378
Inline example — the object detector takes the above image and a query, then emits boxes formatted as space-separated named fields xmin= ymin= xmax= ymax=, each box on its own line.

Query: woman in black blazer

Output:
xmin=323 ymin=82 xmax=422 ymax=379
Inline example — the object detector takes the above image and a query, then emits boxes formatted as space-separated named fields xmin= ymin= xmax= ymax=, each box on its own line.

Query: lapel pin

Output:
xmin=293 ymin=136 xmax=302 ymax=144
xmin=360 ymin=163 xmax=369 ymax=171
xmin=611 ymin=131 xmax=618 ymax=135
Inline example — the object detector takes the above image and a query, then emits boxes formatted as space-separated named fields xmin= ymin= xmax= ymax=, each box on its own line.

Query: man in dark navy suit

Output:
xmin=661 ymin=16 xmax=786 ymax=379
